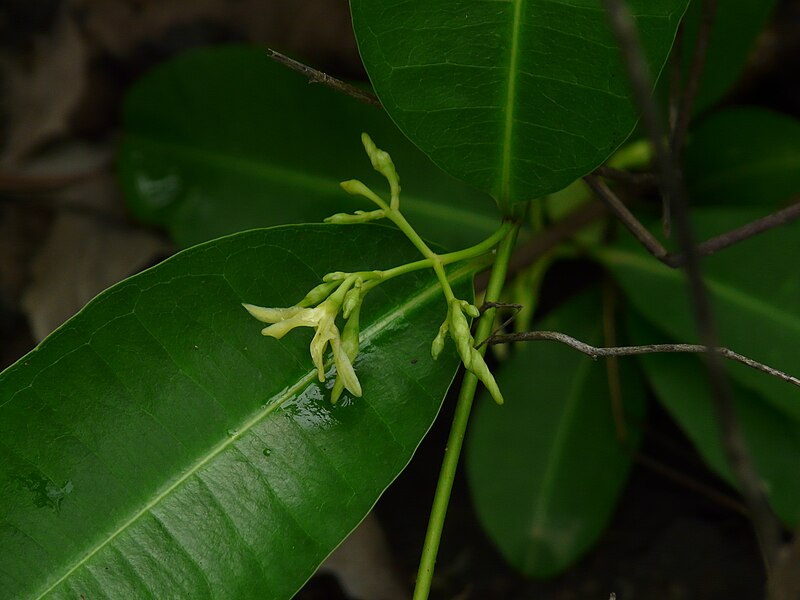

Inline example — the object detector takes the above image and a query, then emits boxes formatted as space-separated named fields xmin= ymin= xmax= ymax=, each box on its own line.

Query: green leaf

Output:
xmin=119 ymin=45 xmax=499 ymax=250
xmin=685 ymin=107 xmax=800 ymax=206
xmin=598 ymin=208 xmax=800 ymax=420
xmin=350 ymin=0 xmax=687 ymax=208
xmin=0 ymin=224 xmax=470 ymax=599
xmin=466 ymin=291 xmax=645 ymax=578
xmin=678 ymin=0 xmax=776 ymax=114
xmin=628 ymin=314 xmax=800 ymax=526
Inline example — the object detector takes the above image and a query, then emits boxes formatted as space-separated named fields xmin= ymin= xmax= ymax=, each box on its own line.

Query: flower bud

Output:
xmin=332 ymin=306 xmax=362 ymax=403
xmin=431 ymin=320 xmax=449 ymax=360
xmin=459 ymin=300 xmax=480 ymax=318
xmin=340 ymin=305 xmax=360 ymax=359
xmin=323 ymin=271 xmax=348 ymax=282
xmin=447 ymin=300 xmax=474 ymax=370
xmin=324 ymin=209 xmax=386 ymax=224
xmin=342 ymin=286 xmax=362 ymax=319
xmin=297 ymin=281 xmax=338 ymax=307
xmin=467 ymin=349 xmax=504 ymax=405
xmin=361 ymin=133 xmax=401 ymax=207
xmin=340 ymin=179 xmax=374 ymax=197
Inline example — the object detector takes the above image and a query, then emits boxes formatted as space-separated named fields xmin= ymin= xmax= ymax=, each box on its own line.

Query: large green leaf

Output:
xmin=628 ymin=314 xmax=800 ymax=526
xmin=466 ymin=291 xmax=645 ymax=578
xmin=599 ymin=208 xmax=800 ymax=420
xmin=350 ymin=0 xmax=687 ymax=208
xmin=677 ymin=0 xmax=775 ymax=115
xmin=685 ymin=108 xmax=800 ymax=206
xmin=119 ymin=45 xmax=499 ymax=250
xmin=0 ymin=224 xmax=470 ymax=599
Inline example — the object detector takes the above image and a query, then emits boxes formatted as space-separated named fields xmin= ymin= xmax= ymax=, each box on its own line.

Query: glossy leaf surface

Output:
xmin=685 ymin=108 xmax=800 ymax=206
xmin=351 ymin=0 xmax=687 ymax=208
xmin=0 ymin=224 xmax=470 ymax=599
xmin=466 ymin=292 xmax=645 ymax=578
xmin=628 ymin=315 xmax=800 ymax=526
xmin=120 ymin=45 xmax=498 ymax=249
xmin=599 ymin=208 xmax=800 ymax=420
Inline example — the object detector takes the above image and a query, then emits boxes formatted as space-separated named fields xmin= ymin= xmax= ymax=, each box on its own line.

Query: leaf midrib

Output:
xmin=524 ymin=347 xmax=595 ymax=561
xmin=126 ymin=134 xmax=499 ymax=234
xmin=499 ymin=0 xmax=524 ymax=206
xmin=35 ymin=265 xmax=470 ymax=599
xmin=601 ymin=248 xmax=800 ymax=335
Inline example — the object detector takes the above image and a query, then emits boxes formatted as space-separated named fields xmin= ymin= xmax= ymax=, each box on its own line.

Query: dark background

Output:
xmin=2 ymin=1 xmax=799 ymax=598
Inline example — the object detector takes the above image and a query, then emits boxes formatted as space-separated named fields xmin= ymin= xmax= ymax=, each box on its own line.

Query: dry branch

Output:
xmin=267 ymin=49 xmax=382 ymax=108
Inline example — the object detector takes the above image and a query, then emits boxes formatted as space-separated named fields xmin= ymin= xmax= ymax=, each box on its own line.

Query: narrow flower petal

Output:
xmin=332 ymin=338 xmax=362 ymax=397
xmin=297 ymin=281 xmax=339 ymax=308
xmin=242 ymin=303 xmax=303 ymax=324
xmin=431 ymin=319 xmax=449 ymax=360
xmin=260 ymin=310 xmax=317 ymax=339
xmin=448 ymin=302 xmax=475 ymax=369
xmin=310 ymin=324 xmax=337 ymax=382
xmin=468 ymin=349 xmax=504 ymax=405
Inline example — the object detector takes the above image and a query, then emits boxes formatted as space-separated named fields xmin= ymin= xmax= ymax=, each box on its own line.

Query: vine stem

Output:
xmin=386 ymin=208 xmax=459 ymax=301
xmin=412 ymin=220 xmax=521 ymax=600
xmin=360 ymin=220 xmax=515 ymax=291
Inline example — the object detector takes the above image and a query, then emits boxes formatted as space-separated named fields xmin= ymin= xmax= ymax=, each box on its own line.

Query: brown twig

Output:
xmin=594 ymin=165 xmax=658 ymax=187
xmin=473 ymin=303 xmax=523 ymax=351
xmin=634 ymin=452 xmax=749 ymax=517
xmin=474 ymin=201 xmax=609 ymax=291
xmin=267 ymin=49 xmax=382 ymax=108
xmin=668 ymin=23 xmax=685 ymax=133
xmin=604 ymin=0 xmax=781 ymax=566
xmin=602 ymin=0 xmax=681 ymax=239
xmin=671 ymin=0 xmax=718 ymax=158
xmin=683 ymin=202 xmax=800 ymax=265
xmin=584 ymin=174 xmax=669 ymax=260
xmin=587 ymin=170 xmax=800 ymax=268
xmin=487 ymin=330 xmax=800 ymax=389
xmin=478 ymin=301 xmax=523 ymax=314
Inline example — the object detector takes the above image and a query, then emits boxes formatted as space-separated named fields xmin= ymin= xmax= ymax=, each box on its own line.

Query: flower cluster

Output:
xmin=244 ymin=132 xmax=506 ymax=406
xmin=243 ymin=275 xmax=365 ymax=403
xmin=431 ymin=299 xmax=504 ymax=405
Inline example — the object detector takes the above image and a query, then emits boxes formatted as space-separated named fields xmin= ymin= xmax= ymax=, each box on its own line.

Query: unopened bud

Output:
xmin=340 ymin=179 xmax=374 ymax=197
xmin=324 ymin=209 xmax=385 ymax=224
xmin=431 ymin=320 xmax=449 ymax=360
xmin=297 ymin=281 xmax=339 ymax=307
xmin=341 ymin=306 xmax=361 ymax=359
xmin=342 ymin=286 xmax=362 ymax=319
xmin=448 ymin=300 xmax=474 ymax=369
xmin=467 ymin=349 xmax=504 ymax=405
xmin=361 ymin=133 xmax=401 ymax=207
xmin=323 ymin=271 xmax=349 ymax=282
xmin=332 ymin=306 xmax=361 ymax=404
xmin=459 ymin=300 xmax=480 ymax=318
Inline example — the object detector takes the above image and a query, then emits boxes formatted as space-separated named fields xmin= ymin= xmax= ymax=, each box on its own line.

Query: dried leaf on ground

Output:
xmin=0 ymin=9 xmax=88 ymax=164
xmin=70 ymin=0 xmax=359 ymax=71
xmin=319 ymin=512 xmax=409 ymax=600
xmin=19 ymin=148 xmax=170 ymax=340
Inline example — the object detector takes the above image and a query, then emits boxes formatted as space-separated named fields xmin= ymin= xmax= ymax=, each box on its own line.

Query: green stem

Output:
xmin=385 ymin=208 xmax=457 ymax=300
xmin=360 ymin=221 xmax=514 ymax=293
xmin=412 ymin=219 xmax=521 ymax=600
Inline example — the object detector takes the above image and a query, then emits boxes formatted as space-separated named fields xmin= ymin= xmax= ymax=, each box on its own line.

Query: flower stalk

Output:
xmin=243 ymin=274 xmax=364 ymax=402
xmin=244 ymin=133 xmax=513 ymax=405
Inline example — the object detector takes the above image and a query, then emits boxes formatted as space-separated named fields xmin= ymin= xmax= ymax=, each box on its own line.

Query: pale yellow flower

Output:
xmin=243 ymin=298 xmax=362 ymax=398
